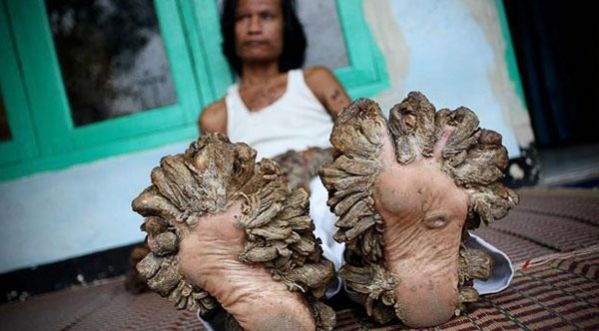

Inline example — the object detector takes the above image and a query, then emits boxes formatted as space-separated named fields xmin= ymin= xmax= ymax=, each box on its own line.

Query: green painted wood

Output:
xmin=153 ymin=0 xmax=201 ymax=125
xmin=495 ymin=0 xmax=528 ymax=111
xmin=0 ymin=126 xmax=197 ymax=181
xmin=6 ymin=0 xmax=74 ymax=156
xmin=334 ymin=0 xmax=389 ymax=99
xmin=178 ymin=0 xmax=215 ymax=108
xmin=178 ymin=0 xmax=234 ymax=120
xmin=0 ymin=0 xmax=38 ymax=166
xmin=71 ymin=104 xmax=183 ymax=149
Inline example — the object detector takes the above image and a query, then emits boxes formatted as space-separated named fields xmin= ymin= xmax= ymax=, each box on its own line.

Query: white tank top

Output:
xmin=225 ymin=69 xmax=333 ymax=159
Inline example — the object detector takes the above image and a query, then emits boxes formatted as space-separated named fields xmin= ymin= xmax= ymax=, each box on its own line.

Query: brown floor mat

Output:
xmin=341 ymin=246 xmax=599 ymax=330
xmin=1 ymin=188 xmax=598 ymax=330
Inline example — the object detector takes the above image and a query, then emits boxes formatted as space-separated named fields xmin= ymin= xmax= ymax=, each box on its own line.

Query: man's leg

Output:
xmin=132 ymin=134 xmax=336 ymax=331
xmin=467 ymin=233 xmax=514 ymax=295
xmin=320 ymin=94 xmax=518 ymax=327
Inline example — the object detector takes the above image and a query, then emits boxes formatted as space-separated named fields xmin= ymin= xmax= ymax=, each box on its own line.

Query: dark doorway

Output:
xmin=503 ymin=0 xmax=599 ymax=148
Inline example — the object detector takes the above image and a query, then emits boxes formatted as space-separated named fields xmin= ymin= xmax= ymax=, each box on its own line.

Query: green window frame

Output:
xmin=1 ymin=0 xmax=204 ymax=180
xmin=0 ymin=1 xmax=38 ymax=166
xmin=333 ymin=0 xmax=390 ymax=98
xmin=0 ymin=0 xmax=389 ymax=181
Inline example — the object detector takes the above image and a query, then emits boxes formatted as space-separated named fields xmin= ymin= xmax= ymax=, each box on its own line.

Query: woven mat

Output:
xmin=337 ymin=246 xmax=599 ymax=330
xmin=1 ymin=188 xmax=598 ymax=331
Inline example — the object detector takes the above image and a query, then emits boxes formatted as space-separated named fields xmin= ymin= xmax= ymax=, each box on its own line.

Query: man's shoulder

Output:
xmin=199 ymin=98 xmax=227 ymax=133
xmin=301 ymin=66 xmax=350 ymax=117
xmin=203 ymin=98 xmax=227 ymax=114
xmin=303 ymin=66 xmax=336 ymax=83
xmin=303 ymin=66 xmax=343 ymax=100
xmin=201 ymin=99 xmax=227 ymax=122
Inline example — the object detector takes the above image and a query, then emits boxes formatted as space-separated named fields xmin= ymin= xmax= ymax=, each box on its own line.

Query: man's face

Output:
xmin=234 ymin=0 xmax=284 ymax=64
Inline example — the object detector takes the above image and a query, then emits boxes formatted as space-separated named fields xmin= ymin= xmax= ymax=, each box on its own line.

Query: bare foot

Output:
xmin=132 ymin=134 xmax=336 ymax=330
xmin=373 ymin=125 xmax=468 ymax=326
xmin=177 ymin=201 xmax=315 ymax=330
xmin=320 ymin=94 xmax=518 ymax=327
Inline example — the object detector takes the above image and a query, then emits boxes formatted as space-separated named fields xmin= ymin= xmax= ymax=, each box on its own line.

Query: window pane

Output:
xmin=298 ymin=0 xmax=349 ymax=69
xmin=46 ymin=0 xmax=177 ymax=127
xmin=0 ymin=93 xmax=11 ymax=141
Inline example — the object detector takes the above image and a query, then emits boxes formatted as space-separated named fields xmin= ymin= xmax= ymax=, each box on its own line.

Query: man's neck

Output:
xmin=240 ymin=62 xmax=283 ymax=86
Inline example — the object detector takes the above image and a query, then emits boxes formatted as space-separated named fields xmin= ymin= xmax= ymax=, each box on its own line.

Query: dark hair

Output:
xmin=220 ymin=0 xmax=307 ymax=76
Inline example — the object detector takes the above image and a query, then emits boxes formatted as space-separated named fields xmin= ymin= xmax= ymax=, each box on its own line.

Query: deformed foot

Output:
xmin=176 ymin=201 xmax=316 ymax=330
xmin=320 ymin=94 xmax=518 ymax=327
xmin=273 ymin=147 xmax=334 ymax=193
xmin=132 ymin=134 xmax=336 ymax=330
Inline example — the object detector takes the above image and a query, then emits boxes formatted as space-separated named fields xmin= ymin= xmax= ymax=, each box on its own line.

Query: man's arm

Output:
xmin=304 ymin=66 xmax=351 ymax=119
xmin=198 ymin=99 xmax=227 ymax=135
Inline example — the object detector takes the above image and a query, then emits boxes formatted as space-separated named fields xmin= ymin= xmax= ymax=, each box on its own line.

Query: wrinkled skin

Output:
xmin=176 ymin=201 xmax=316 ymax=330
xmin=320 ymin=93 xmax=518 ymax=327
xmin=273 ymin=147 xmax=334 ymax=192
xmin=375 ymin=126 xmax=469 ymax=326
xmin=132 ymin=134 xmax=336 ymax=331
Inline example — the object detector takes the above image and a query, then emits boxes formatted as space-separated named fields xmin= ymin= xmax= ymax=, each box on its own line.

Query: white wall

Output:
xmin=365 ymin=0 xmax=534 ymax=157
xmin=0 ymin=142 xmax=187 ymax=273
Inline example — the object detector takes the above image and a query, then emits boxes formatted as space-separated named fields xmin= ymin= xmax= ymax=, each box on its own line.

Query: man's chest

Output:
xmin=238 ymin=80 xmax=288 ymax=112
